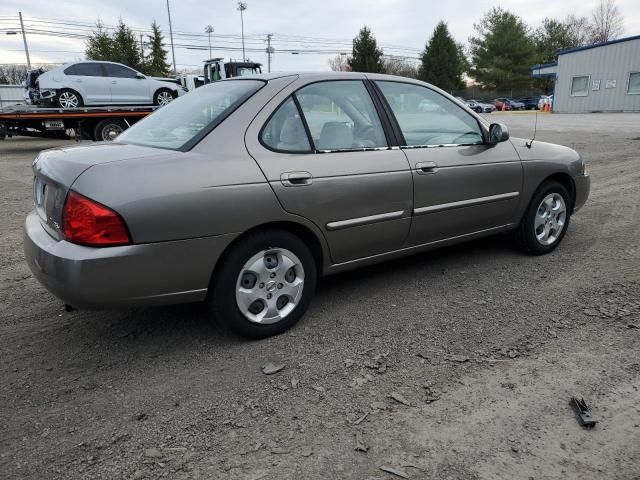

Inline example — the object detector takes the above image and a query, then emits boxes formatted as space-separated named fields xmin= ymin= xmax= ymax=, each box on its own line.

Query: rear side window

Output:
xmin=117 ymin=80 xmax=264 ymax=150
xmin=104 ymin=64 xmax=138 ymax=78
xmin=377 ymin=81 xmax=483 ymax=146
xmin=65 ymin=63 xmax=103 ymax=76
xmin=296 ymin=81 xmax=387 ymax=150
xmin=261 ymin=98 xmax=311 ymax=152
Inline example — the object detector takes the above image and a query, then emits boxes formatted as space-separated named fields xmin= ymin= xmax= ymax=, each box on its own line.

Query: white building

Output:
xmin=531 ymin=34 xmax=640 ymax=113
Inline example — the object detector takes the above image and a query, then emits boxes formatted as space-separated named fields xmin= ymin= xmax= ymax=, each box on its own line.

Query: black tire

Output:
xmin=153 ymin=88 xmax=176 ymax=106
xmin=93 ymin=119 xmax=127 ymax=141
xmin=514 ymin=180 xmax=572 ymax=255
xmin=56 ymin=89 xmax=83 ymax=109
xmin=209 ymin=229 xmax=318 ymax=339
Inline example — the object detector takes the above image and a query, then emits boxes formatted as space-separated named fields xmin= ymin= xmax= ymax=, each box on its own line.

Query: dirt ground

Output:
xmin=0 ymin=113 xmax=639 ymax=480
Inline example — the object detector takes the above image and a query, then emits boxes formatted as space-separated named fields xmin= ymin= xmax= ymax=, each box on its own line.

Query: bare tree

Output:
xmin=382 ymin=56 xmax=419 ymax=79
xmin=589 ymin=0 xmax=624 ymax=43
xmin=564 ymin=15 xmax=592 ymax=47
xmin=328 ymin=54 xmax=351 ymax=72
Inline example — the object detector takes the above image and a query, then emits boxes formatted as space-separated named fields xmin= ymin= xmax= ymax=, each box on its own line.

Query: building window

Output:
xmin=628 ymin=72 xmax=640 ymax=95
xmin=570 ymin=76 xmax=590 ymax=97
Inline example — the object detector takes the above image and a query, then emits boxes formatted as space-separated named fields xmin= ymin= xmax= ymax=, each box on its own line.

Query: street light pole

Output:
xmin=18 ymin=12 xmax=31 ymax=70
xmin=165 ymin=0 xmax=177 ymax=75
xmin=205 ymin=25 xmax=214 ymax=59
xmin=237 ymin=2 xmax=247 ymax=61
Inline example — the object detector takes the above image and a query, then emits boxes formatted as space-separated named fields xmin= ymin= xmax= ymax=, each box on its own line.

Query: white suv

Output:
xmin=26 ymin=61 xmax=185 ymax=108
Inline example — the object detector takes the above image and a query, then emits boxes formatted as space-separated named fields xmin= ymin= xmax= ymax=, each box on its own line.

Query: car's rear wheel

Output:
xmin=209 ymin=229 xmax=317 ymax=339
xmin=56 ymin=89 xmax=83 ymax=109
xmin=515 ymin=180 xmax=571 ymax=255
xmin=153 ymin=88 xmax=176 ymax=106
xmin=94 ymin=119 xmax=127 ymax=141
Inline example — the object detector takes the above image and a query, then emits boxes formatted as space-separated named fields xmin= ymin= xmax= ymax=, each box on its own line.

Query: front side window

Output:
xmin=376 ymin=81 xmax=483 ymax=146
xmin=570 ymin=75 xmax=590 ymax=97
xmin=628 ymin=72 xmax=640 ymax=94
xmin=105 ymin=63 xmax=138 ymax=79
xmin=117 ymin=80 xmax=264 ymax=150
xmin=295 ymin=81 xmax=387 ymax=150
xmin=65 ymin=63 xmax=103 ymax=77
xmin=261 ymin=98 xmax=311 ymax=152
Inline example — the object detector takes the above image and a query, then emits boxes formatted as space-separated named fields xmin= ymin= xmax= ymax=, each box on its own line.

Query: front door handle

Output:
xmin=281 ymin=171 xmax=313 ymax=187
xmin=415 ymin=161 xmax=438 ymax=174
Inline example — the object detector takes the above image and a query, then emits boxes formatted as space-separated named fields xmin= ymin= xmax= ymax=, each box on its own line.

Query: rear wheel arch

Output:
xmin=209 ymin=221 xmax=325 ymax=288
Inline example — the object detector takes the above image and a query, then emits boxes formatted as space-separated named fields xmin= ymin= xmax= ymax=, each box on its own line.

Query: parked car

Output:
xmin=24 ymin=61 xmax=186 ymax=108
xmin=24 ymin=72 xmax=590 ymax=339
xmin=493 ymin=98 xmax=512 ymax=111
xmin=517 ymin=96 xmax=542 ymax=110
xmin=466 ymin=99 xmax=496 ymax=113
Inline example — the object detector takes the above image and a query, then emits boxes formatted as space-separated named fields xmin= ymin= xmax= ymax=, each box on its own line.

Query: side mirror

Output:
xmin=135 ymin=73 xmax=145 ymax=79
xmin=488 ymin=123 xmax=509 ymax=145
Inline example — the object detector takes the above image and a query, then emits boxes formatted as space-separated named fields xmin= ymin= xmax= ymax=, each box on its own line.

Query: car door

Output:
xmin=245 ymin=78 xmax=413 ymax=264
xmin=374 ymin=80 xmax=523 ymax=247
xmin=63 ymin=63 xmax=110 ymax=104
xmin=104 ymin=63 xmax=151 ymax=104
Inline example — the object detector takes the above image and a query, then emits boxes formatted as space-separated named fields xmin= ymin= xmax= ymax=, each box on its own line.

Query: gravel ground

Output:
xmin=0 ymin=113 xmax=639 ymax=480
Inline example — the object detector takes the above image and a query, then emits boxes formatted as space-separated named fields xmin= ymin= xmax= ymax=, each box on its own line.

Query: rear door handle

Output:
xmin=281 ymin=171 xmax=313 ymax=187
xmin=415 ymin=161 xmax=438 ymax=174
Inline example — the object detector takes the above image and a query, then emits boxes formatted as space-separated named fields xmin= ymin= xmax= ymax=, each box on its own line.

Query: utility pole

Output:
xmin=18 ymin=12 xmax=31 ymax=70
xmin=237 ymin=2 xmax=247 ymax=61
xmin=204 ymin=25 xmax=214 ymax=59
xmin=265 ymin=33 xmax=273 ymax=73
xmin=166 ymin=0 xmax=177 ymax=74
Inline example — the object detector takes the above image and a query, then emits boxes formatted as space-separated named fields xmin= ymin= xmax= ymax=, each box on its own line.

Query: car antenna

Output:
xmin=526 ymin=109 xmax=538 ymax=149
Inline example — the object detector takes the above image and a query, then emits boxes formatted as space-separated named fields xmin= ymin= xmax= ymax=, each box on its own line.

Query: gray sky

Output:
xmin=1 ymin=0 xmax=639 ymax=72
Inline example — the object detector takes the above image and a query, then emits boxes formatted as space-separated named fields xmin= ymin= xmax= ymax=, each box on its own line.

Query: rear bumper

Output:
xmin=23 ymin=211 xmax=238 ymax=308
xmin=573 ymin=173 xmax=590 ymax=213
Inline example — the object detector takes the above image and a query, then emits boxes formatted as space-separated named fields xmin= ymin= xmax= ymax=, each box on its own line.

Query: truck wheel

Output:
xmin=56 ymin=89 xmax=83 ymax=109
xmin=153 ymin=88 xmax=176 ymax=106
xmin=94 ymin=119 xmax=127 ymax=141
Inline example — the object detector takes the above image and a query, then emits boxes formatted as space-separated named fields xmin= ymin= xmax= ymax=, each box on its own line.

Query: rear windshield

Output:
xmin=116 ymin=80 xmax=264 ymax=150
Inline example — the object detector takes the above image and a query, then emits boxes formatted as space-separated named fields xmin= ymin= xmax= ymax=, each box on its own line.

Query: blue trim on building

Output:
xmin=556 ymin=34 xmax=640 ymax=56
xmin=530 ymin=62 xmax=558 ymax=71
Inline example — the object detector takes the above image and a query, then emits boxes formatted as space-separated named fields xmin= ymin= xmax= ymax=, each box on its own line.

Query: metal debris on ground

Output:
xmin=569 ymin=397 xmax=597 ymax=428
xmin=379 ymin=465 xmax=409 ymax=478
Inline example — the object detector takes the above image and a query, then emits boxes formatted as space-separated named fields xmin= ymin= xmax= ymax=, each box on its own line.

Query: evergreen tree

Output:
xmin=85 ymin=21 xmax=113 ymax=61
xmin=534 ymin=18 xmax=579 ymax=64
xmin=348 ymin=26 xmax=384 ymax=73
xmin=145 ymin=21 xmax=171 ymax=77
xmin=111 ymin=19 xmax=142 ymax=71
xmin=469 ymin=7 xmax=536 ymax=91
xmin=419 ymin=22 xmax=466 ymax=92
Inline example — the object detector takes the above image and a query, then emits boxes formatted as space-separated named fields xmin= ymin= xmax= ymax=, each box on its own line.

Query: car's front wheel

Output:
xmin=153 ymin=88 xmax=176 ymax=106
xmin=515 ymin=180 xmax=572 ymax=254
xmin=56 ymin=89 xmax=83 ymax=109
xmin=209 ymin=229 xmax=317 ymax=339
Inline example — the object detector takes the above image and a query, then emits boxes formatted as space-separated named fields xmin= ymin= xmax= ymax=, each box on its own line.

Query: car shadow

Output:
xmin=54 ymin=233 xmax=518 ymax=354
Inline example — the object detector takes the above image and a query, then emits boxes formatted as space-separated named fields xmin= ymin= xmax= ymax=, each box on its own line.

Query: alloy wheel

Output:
xmin=235 ymin=248 xmax=305 ymax=324
xmin=534 ymin=193 xmax=567 ymax=246
xmin=156 ymin=91 xmax=173 ymax=106
xmin=58 ymin=92 xmax=79 ymax=108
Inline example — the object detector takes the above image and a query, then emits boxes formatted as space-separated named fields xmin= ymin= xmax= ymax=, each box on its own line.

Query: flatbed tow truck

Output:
xmin=0 ymin=104 xmax=158 ymax=141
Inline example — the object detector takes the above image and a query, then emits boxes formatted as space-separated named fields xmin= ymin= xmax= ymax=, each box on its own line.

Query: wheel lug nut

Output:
xmin=259 ymin=282 xmax=265 ymax=288
xmin=267 ymin=293 xmax=273 ymax=299
xmin=270 ymin=273 xmax=276 ymax=278
xmin=277 ymin=283 xmax=283 ymax=289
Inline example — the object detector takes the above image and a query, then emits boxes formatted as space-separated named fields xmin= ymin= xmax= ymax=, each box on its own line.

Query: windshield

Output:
xmin=116 ymin=79 xmax=264 ymax=150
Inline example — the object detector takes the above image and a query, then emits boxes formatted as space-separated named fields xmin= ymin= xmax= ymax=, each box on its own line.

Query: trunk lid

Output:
xmin=32 ymin=142 xmax=166 ymax=239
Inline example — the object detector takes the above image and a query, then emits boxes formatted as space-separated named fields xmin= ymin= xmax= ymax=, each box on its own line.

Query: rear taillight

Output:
xmin=62 ymin=191 xmax=131 ymax=247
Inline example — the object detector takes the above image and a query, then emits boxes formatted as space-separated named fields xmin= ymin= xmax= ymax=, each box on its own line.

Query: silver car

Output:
xmin=26 ymin=61 xmax=185 ymax=108
xmin=24 ymin=72 xmax=590 ymax=338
